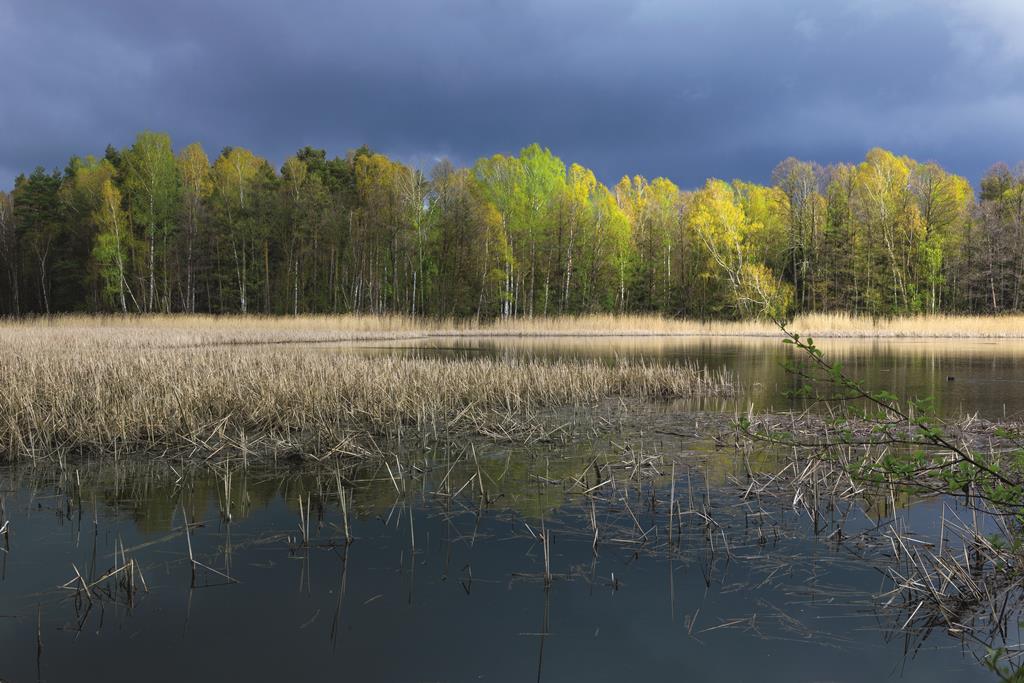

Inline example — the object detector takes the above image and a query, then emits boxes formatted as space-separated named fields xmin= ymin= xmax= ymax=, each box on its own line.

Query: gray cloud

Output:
xmin=2 ymin=0 xmax=1023 ymax=190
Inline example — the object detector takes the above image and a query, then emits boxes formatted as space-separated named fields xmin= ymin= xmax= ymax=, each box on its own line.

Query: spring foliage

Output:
xmin=0 ymin=134 xmax=1018 ymax=318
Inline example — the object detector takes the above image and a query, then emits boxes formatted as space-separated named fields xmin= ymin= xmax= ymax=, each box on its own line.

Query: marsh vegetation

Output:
xmin=3 ymin=313 xmax=1024 ymax=681
xmin=0 ymin=316 xmax=740 ymax=462
xmin=7 ymin=312 xmax=1024 ymax=463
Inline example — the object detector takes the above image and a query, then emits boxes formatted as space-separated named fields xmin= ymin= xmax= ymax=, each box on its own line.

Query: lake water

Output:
xmin=336 ymin=335 xmax=1024 ymax=418
xmin=1 ymin=336 xmax=1018 ymax=681
xmin=0 ymin=451 xmax=1000 ymax=682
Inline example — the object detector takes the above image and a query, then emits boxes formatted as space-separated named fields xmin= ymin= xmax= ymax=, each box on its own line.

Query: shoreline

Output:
xmin=3 ymin=312 xmax=1024 ymax=344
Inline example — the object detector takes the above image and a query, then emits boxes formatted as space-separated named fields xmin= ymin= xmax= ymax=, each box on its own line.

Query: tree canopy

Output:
xmin=0 ymin=134 xmax=1014 ymax=318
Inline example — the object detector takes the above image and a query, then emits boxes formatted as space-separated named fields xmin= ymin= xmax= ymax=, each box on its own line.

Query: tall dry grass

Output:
xmin=1 ymin=312 xmax=1019 ymax=346
xmin=0 ymin=325 xmax=733 ymax=461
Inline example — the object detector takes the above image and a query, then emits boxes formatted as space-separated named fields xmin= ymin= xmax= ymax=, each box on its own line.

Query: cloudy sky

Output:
xmin=2 ymin=0 xmax=1023 ymax=190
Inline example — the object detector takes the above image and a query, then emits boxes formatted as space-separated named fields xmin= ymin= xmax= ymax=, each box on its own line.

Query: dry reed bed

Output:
xmin=2 ymin=312 xmax=1024 ymax=348
xmin=0 ymin=342 xmax=733 ymax=461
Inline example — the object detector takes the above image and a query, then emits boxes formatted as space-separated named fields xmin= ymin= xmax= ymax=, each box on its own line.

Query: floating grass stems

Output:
xmin=0 ymin=324 xmax=734 ymax=461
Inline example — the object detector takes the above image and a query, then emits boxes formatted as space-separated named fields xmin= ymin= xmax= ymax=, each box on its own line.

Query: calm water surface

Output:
xmin=0 ymin=444 xmax=1002 ymax=682
xmin=336 ymin=335 xmax=1024 ymax=418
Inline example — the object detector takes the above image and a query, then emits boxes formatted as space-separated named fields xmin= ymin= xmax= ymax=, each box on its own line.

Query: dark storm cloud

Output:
xmin=2 ymin=0 xmax=1024 ymax=189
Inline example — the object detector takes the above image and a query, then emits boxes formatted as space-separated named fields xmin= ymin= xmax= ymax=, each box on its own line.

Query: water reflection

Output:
xmin=328 ymin=336 xmax=1024 ymax=418
xmin=0 ymin=440 xmax=1000 ymax=682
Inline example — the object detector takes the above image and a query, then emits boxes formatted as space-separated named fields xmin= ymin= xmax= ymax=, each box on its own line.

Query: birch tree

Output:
xmin=212 ymin=147 xmax=263 ymax=313
xmin=177 ymin=143 xmax=211 ymax=313
xmin=124 ymin=132 xmax=178 ymax=311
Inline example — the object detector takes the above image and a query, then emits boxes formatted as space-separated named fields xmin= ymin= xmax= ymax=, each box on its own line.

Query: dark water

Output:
xmin=336 ymin=336 xmax=1024 ymax=419
xmin=0 ymin=442 xmax=1002 ymax=682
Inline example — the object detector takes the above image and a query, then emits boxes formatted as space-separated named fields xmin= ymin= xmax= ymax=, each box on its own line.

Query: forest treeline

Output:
xmin=1 ymin=132 xmax=1022 ymax=318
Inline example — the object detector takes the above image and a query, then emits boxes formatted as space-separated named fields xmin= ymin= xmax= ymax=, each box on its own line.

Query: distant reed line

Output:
xmin=0 ymin=312 xmax=1021 ymax=348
